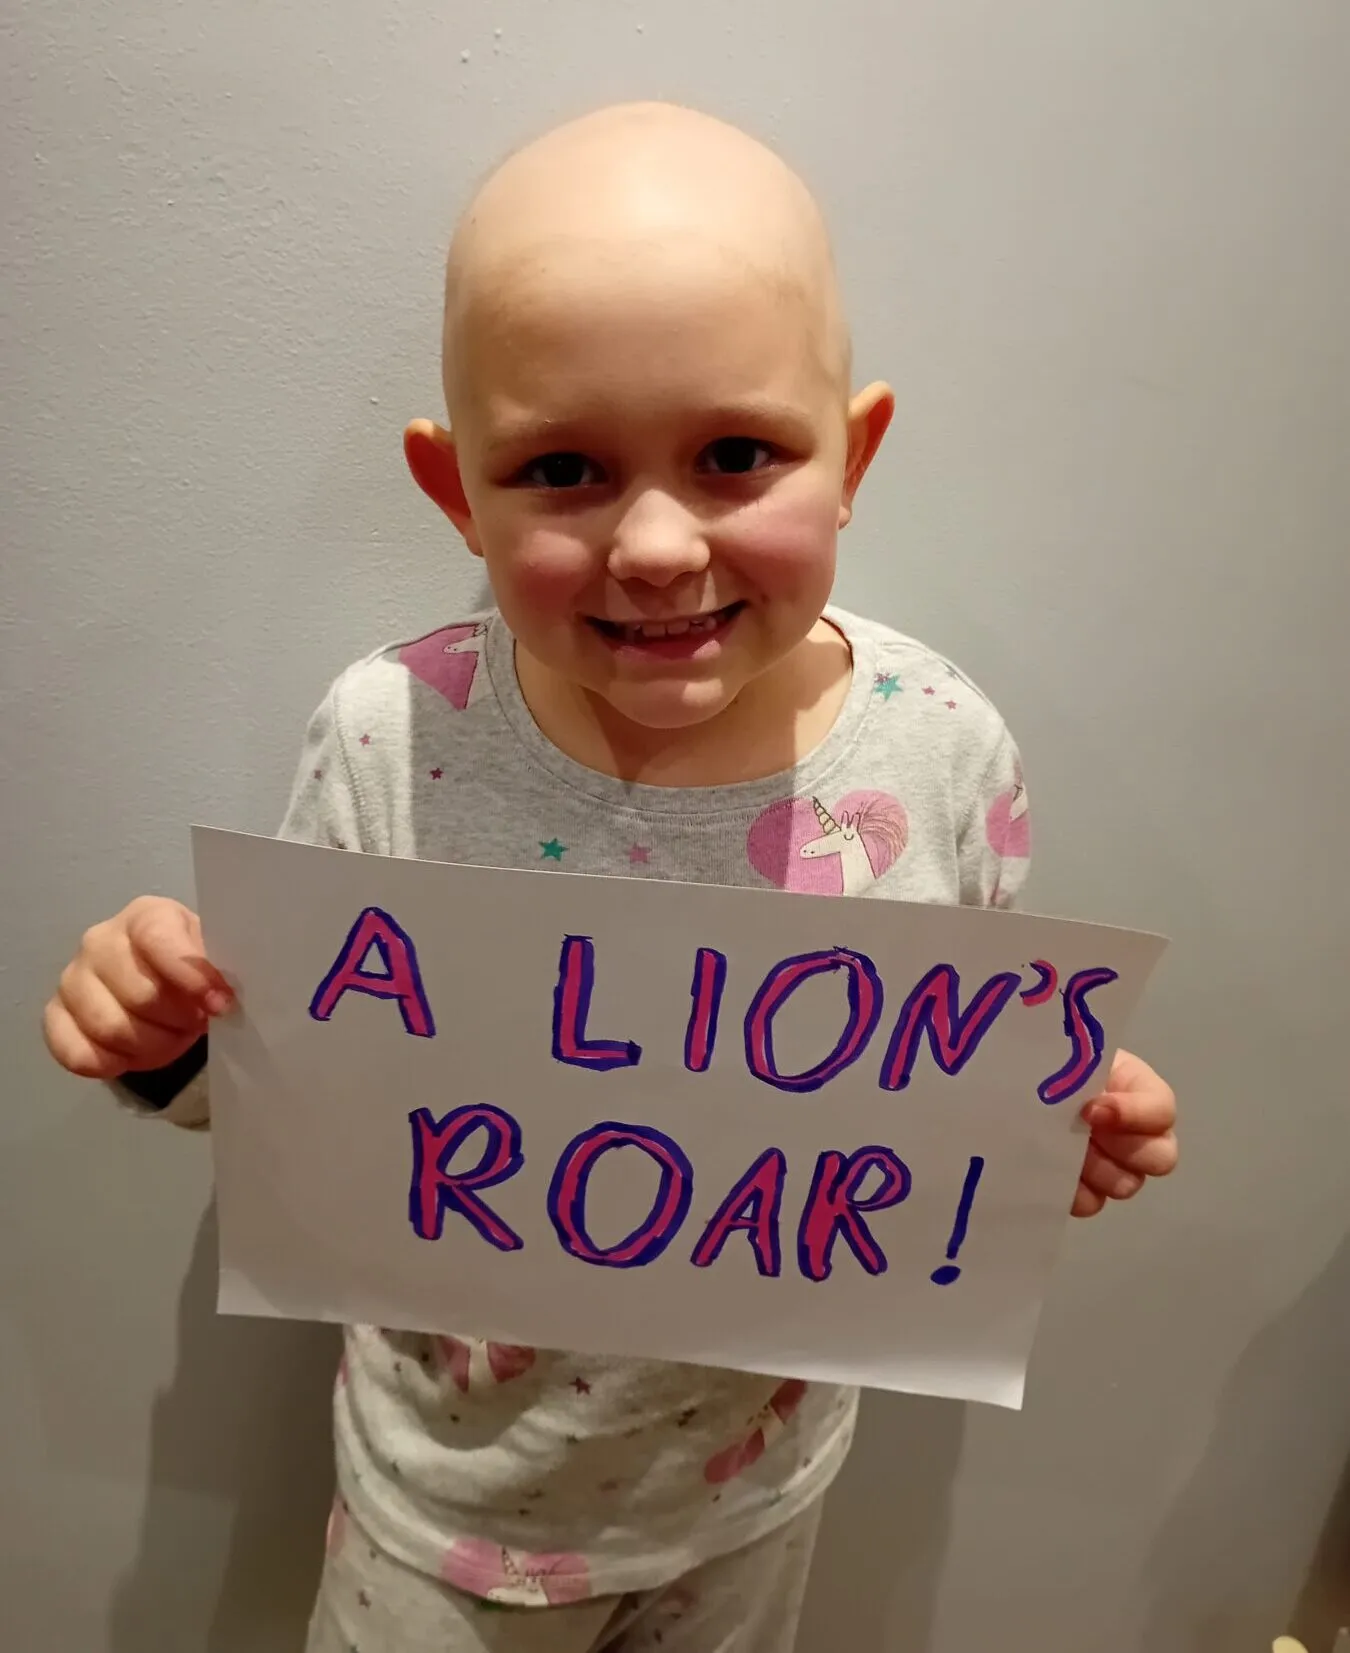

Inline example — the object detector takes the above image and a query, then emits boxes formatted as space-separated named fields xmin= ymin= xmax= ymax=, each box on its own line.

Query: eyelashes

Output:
xmin=512 ymin=438 xmax=782 ymax=492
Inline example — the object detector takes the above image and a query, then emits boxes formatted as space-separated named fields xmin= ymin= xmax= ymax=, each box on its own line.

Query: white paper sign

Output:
xmin=193 ymin=828 xmax=1166 ymax=1409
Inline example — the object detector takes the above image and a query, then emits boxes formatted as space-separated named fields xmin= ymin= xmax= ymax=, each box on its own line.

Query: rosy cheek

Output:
xmin=498 ymin=530 xmax=600 ymax=610
xmin=721 ymin=486 xmax=839 ymax=585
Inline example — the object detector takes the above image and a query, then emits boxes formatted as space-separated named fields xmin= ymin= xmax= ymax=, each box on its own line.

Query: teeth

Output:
xmin=616 ymin=609 xmax=728 ymax=642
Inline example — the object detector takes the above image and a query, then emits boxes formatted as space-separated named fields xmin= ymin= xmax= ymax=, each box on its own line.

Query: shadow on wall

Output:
xmin=797 ymin=1391 xmax=964 ymax=1653
xmin=109 ymin=1205 xmax=339 ymax=1653
xmin=1140 ymin=1232 xmax=1350 ymax=1652
xmin=1290 ymin=1425 xmax=1350 ymax=1650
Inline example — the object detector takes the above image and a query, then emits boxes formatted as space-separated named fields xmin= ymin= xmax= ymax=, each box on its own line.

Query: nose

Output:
xmin=606 ymin=487 xmax=710 ymax=588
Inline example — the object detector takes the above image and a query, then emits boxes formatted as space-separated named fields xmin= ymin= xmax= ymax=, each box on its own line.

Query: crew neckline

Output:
xmin=484 ymin=606 xmax=882 ymax=820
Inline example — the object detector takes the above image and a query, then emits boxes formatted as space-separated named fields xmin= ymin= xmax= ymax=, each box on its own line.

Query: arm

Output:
xmin=42 ymin=896 xmax=226 ymax=1129
xmin=957 ymin=726 xmax=1178 ymax=1216
xmin=43 ymin=682 xmax=365 ymax=1127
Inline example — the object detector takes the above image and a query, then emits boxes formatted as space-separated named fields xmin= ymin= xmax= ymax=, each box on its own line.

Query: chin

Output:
xmin=603 ymin=681 xmax=738 ymax=733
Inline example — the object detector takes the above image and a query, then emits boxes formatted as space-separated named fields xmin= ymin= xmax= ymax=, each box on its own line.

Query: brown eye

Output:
xmin=700 ymin=437 xmax=775 ymax=476
xmin=520 ymin=452 xmax=601 ymax=489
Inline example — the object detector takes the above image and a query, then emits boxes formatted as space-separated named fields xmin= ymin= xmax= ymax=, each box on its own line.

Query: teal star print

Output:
xmin=874 ymin=673 xmax=902 ymax=701
xmin=539 ymin=838 xmax=567 ymax=861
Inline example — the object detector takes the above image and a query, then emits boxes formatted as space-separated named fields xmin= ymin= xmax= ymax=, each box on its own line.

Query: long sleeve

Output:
xmin=276 ymin=683 xmax=369 ymax=852
xmin=956 ymin=724 xmax=1032 ymax=911
xmin=112 ymin=681 xmax=368 ymax=1129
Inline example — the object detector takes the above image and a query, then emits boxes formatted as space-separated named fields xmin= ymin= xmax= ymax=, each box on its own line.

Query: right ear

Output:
xmin=403 ymin=419 xmax=483 ymax=556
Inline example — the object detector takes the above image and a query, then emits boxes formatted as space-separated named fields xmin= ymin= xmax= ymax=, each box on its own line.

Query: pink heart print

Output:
xmin=703 ymin=1379 xmax=809 ymax=1484
xmin=985 ymin=771 xmax=1030 ymax=859
xmin=441 ymin=1538 xmax=592 ymax=1606
xmin=436 ymin=1337 xmax=537 ymax=1393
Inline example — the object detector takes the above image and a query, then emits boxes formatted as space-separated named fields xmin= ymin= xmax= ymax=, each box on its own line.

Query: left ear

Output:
xmin=838 ymin=382 xmax=895 ymax=529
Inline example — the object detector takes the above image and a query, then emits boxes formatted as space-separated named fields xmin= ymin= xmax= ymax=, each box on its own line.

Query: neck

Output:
xmin=517 ymin=619 xmax=852 ymax=787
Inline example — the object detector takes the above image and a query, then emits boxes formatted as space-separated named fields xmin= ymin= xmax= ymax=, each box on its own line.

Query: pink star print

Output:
xmin=945 ymin=699 xmax=958 ymax=710
xmin=922 ymin=686 xmax=936 ymax=697
xmin=628 ymin=844 xmax=651 ymax=864
xmin=430 ymin=767 xmax=444 ymax=780
xmin=572 ymin=1377 xmax=592 ymax=1395
xmin=359 ymin=733 xmax=372 ymax=746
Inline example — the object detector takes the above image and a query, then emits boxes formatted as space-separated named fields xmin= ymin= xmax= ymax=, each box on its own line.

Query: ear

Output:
xmin=838 ymin=382 xmax=895 ymax=529
xmin=403 ymin=419 xmax=483 ymax=556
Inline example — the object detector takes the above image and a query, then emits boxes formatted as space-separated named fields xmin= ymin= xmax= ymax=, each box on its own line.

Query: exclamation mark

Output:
xmin=930 ymin=1156 xmax=985 ymax=1285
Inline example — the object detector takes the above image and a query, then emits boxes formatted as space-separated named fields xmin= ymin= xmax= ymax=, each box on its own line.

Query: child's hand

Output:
xmin=43 ymin=897 xmax=233 ymax=1080
xmin=1073 ymin=1048 xmax=1178 ymax=1217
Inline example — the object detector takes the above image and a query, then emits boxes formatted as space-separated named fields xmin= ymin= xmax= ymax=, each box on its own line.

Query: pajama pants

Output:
xmin=305 ymin=1500 xmax=824 ymax=1653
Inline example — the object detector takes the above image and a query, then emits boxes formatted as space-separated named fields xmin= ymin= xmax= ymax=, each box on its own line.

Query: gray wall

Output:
xmin=4 ymin=2 xmax=1348 ymax=1649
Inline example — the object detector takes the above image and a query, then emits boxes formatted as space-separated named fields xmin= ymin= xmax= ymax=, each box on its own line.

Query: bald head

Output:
xmin=442 ymin=103 xmax=850 ymax=421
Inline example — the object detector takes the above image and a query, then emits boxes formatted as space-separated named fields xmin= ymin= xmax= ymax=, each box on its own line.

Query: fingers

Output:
xmin=74 ymin=937 xmax=203 ymax=1036
xmin=1077 ymin=1143 xmax=1136 ymax=1223
xmin=42 ymin=997 xmax=131 ymax=1080
xmin=1082 ymin=1087 xmax=1176 ymax=1137
xmin=1094 ymin=1049 xmax=1178 ymax=1129
xmin=1087 ymin=1128 xmax=1179 ymax=1180
xmin=1078 ymin=1144 xmax=1145 ymax=1203
xmin=1074 ymin=1050 xmax=1179 ymax=1219
xmin=83 ymin=902 xmax=230 ymax=1026
xmin=124 ymin=899 xmax=232 ymax=1009
xmin=53 ymin=959 xmax=207 ymax=1074
xmin=1071 ymin=1182 xmax=1106 ymax=1219
xmin=44 ymin=897 xmax=232 ymax=1082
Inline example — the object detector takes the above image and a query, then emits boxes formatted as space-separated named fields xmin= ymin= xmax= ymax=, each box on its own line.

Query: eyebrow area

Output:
xmin=479 ymin=398 xmax=820 ymax=465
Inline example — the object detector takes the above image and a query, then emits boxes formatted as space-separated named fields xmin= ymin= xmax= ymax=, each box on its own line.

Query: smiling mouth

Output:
xmin=587 ymin=602 xmax=746 ymax=645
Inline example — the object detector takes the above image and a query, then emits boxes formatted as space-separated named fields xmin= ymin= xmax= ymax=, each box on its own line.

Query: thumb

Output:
xmin=1084 ymin=1084 xmax=1175 ymax=1136
xmin=126 ymin=899 xmax=233 ymax=1009
xmin=1080 ymin=1097 xmax=1120 ymax=1130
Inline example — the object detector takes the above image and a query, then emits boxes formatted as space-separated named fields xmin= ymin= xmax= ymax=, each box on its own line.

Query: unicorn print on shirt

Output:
xmin=703 ymin=1380 xmax=809 ymax=1484
xmin=399 ymin=621 xmax=489 ymax=711
xmin=746 ymin=790 xmax=909 ymax=897
xmin=985 ymin=762 xmax=1031 ymax=908
xmin=440 ymin=1539 xmax=592 ymax=1606
xmin=986 ymin=765 xmax=1029 ymax=854
xmin=435 ymin=1336 xmax=536 ymax=1394
xmin=799 ymin=795 xmax=908 ymax=896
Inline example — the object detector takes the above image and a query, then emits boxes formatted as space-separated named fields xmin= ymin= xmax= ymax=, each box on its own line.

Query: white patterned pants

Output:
xmin=305 ymin=1499 xmax=824 ymax=1653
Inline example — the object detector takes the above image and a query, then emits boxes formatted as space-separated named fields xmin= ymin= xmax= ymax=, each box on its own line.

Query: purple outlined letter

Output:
xmin=683 ymin=947 xmax=728 ymax=1074
xmin=797 ymin=1146 xmax=912 ymax=1282
xmin=690 ymin=1147 xmax=787 ymax=1277
xmin=744 ymin=948 xmax=884 ymax=1093
xmin=547 ymin=1123 xmax=693 ymax=1267
xmin=1038 ymin=967 xmax=1119 ymax=1104
xmin=408 ymin=1104 xmax=523 ymax=1250
xmin=551 ymin=936 xmax=642 ymax=1071
xmin=309 ymin=907 xmax=435 ymax=1037
xmin=878 ymin=964 xmax=1019 ymax=1091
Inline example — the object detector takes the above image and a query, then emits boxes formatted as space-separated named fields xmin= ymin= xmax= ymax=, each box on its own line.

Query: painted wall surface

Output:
xmin=4 ymin=2 xmax=1347 ymax=1648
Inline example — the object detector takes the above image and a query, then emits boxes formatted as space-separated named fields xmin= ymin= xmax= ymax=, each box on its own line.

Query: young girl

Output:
xmin=43 ymin=103 xmax=1178 ymax=1653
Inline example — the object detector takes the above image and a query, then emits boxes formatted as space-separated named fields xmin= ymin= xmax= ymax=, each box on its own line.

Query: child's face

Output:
xmin=407 ymin=105 xmax=892 ymax=739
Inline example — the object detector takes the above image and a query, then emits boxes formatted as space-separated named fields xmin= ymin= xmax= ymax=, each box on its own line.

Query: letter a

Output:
xmin=309 ymin=906 xmax=435 ymax=1037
